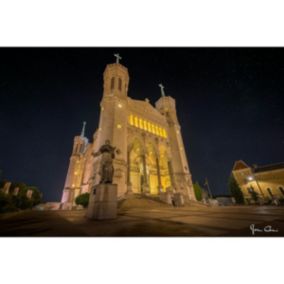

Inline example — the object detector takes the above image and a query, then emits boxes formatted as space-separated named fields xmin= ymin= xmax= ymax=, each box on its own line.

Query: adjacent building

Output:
xmin=232 ymin=160 xmax=284 ymax=203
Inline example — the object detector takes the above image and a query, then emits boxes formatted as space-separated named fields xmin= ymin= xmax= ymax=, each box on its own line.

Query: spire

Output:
xmin=80 ymin=121 xmax=86 ymax=137
xmin=158 ymin=83 xmax=166 ymax=97
xmin=114 ymin=53 xmax=122 ymax=64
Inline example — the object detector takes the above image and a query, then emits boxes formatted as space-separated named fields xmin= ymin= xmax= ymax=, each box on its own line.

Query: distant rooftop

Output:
xmin=233 ymin=160 xmax=249 ymax=171
xmin=233 ymin=160 xmax=284 ymax=173
xmin=254 ymin=163 xmax=284 ymax=173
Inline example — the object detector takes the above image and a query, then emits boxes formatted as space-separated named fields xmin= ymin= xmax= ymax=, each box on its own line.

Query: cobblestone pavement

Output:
xmin=1 ymin=203 xmax=284 ymax=237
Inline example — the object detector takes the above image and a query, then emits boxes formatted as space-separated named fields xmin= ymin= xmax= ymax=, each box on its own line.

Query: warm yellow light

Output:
xmin=139 ymin=118 xmax=143 ymax=129
xmin=117 ymin=124 xmax=122 ymax=129
xmin=151 ymin=124 xmax=155 ymax=133
xmin=143 ymin=120 xmax=147 ymax=130
xmin=129 ymin=115 xmax=134 ymax=125
xmin=134 ymin=116 xmax=139 ymax=127
xmin=147 ymin=121 xmax=151 ymax=132
xmin=118 ymin=103 xmax=122 ymax=108
xmin=155 ymin=125 xmax=159 ymax=135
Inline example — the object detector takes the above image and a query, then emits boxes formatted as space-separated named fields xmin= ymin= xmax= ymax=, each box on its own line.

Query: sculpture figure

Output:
xmin=93 ymin=140 xmax=119 ymax=184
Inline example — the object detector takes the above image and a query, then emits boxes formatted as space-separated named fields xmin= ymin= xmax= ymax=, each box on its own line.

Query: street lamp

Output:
xmin=246 ymin=175 xmax=264 ymax=198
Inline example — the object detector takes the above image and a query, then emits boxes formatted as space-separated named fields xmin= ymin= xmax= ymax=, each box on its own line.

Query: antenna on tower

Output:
xmin=80 ymin=121 xmax=86 ymax=137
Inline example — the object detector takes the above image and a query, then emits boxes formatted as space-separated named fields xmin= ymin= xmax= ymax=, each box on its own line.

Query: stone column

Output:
xmin=168 ymin=160 xmax=176 ymax=190
xmin=156 ymin=157 xmax=162 ymax=193
xmin=141 ymin=153 xmax=149 ymax=194
xmin=126 ymin=150 xmax=132 ymax=193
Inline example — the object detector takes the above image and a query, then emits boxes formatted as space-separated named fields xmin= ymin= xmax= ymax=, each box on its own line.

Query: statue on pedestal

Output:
xmin=93 ymin=140 xmax=120 ymax=184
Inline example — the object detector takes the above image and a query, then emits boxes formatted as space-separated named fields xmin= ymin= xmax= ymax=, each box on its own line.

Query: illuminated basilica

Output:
xmin=61 ymin=56 xmax=196 ymax=205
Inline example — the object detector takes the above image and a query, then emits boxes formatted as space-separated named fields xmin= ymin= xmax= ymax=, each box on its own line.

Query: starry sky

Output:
xmin=0 ymin=48 xmax=283 ymax=201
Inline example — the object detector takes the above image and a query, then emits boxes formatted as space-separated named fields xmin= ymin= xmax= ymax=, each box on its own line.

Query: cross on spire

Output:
xmin=158 ymin=83 xmax=166 ymax=97
xmin=80 ymin=121 xmax=86 ymax=137
xmin=114 ymin=53 xmax=122 ymax=64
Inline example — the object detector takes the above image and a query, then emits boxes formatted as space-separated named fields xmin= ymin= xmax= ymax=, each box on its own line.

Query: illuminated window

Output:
xmin=143 ymin=120 xmax=147 ymax=130
xmin=117 ymin=124 xmax=122 ymax=129
xmin=139 ymin=118 xmax=143 ymax=129
xmin=118 ymin=103 xmax=122 ymax=108
xmin=134 ymin=116 xmax=139 ymax=127
xmin=155 ymin=125 xmax=159 ymax=135
xmin=159 ymin=127 xmax=163 ymax=136
xmin=147 ymin=122 xmax=151 ymax=132
xmin=129 ymin=115 xmax=134 ymax=125
xmin=111 ymin=77 xmax=115 ymax=90
xmin=267 ymin=188 xmax=273 ymax=197
xmin=163 ymin=129 xmax=167 ymax=138
xmin=152 ymin=124 xmax=156 ymax=133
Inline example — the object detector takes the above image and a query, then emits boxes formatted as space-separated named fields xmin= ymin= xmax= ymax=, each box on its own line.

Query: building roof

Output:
xmin=254 ymin=162 xmax=284 ymax=173
xmin=128 ymin=97 xmax=166 ymax=125
xmin=232 ymin=160 xmax=250 ymax=171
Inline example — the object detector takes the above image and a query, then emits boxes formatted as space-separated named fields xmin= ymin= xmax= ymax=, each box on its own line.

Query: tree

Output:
xmin=75 ymin=193 xmax=90 ymax=208
xmin=193 ymin=182 xmax=203 ymax=201
xmin=0 ymin=182 xmax=43 ymax=213
xmin=0 ymin=191 xmax=18 ymax=213
xmin=228 ymin=175 xmax=244 ymax=204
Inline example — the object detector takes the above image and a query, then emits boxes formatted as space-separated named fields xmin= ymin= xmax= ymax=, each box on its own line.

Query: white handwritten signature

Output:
xmin=250 ymin=224 xmax=279 ymax=235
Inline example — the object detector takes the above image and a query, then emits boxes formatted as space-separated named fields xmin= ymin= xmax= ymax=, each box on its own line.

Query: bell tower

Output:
xmin=103 ymin=53 xmax=129 ymax=98
xmin=96 ymin=54 xmax=130 ymax=196
xmin=155 ymin=84 xmax=196 ymax=201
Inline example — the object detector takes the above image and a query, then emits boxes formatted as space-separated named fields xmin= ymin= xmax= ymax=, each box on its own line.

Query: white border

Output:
xmin=1 ymin=1 xmax=284 ymax=283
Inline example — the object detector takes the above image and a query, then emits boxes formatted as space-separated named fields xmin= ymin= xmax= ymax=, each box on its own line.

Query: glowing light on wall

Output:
xmin=129 ymin=115 xmax=134 ymax=125
xmin=128 ymin=114 xmax=167 ymax=138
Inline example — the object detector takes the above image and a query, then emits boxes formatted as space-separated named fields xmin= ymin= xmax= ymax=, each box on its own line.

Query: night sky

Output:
xmin=0 ymin=48 xmax=283 ymax=201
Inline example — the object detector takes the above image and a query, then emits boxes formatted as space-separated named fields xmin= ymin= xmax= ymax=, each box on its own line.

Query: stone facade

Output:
xmin=232 ymin=160 xmax=284 ymax=204
xmin=61 ymin=60 xmax=196 ymax=205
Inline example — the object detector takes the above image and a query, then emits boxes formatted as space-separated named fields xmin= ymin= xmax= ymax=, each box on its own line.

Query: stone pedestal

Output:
xmin=61 ymin=202 xmax=72 ymax=210
xmin=159 ymin=191 xmax=172 ymax=205
xmin=126 ymin=184 xmax=133 ymax=195
xmin=173 ymin=193 xmax=185 ymax=207
xmin=142 ymin=184 xmax=150 ymax=195
xmin=86 ymin=184 xmax=117 ymax=220
xmin=208 ymin=199 xmax=219 ymax=206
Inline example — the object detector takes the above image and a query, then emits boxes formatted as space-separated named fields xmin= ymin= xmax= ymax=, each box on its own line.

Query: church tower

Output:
xmin=61 ymin=55 xmax=197 ymax=206
xmin=155 ymin=85 xmax=196 ymax=201
xmin=61 ymin=122 xmax=89 ymax=204
xmin=95 ymin=54 xmax=129 ymax=196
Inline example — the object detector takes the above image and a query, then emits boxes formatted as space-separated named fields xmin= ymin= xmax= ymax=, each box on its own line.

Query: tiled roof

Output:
xmin=233 ymin=160 xmax=250 ymax=171
xmin=254 ymin=163 xmax=284 ymax=173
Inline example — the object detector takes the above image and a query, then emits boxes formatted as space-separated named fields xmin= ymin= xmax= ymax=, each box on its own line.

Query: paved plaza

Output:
xmin=1 ymin=198 xmax=284 ymax=236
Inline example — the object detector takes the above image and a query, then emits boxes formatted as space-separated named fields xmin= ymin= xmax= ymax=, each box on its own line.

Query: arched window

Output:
xmin=111 ymin=77 xmax=115 ymax=90
xmin=279 ymin=187 xmax=284 ymax=196
xmin=267 ymin=188 xmax=273 ymax=197
xmin=118 ymin=78 xmax=122 ymax=91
